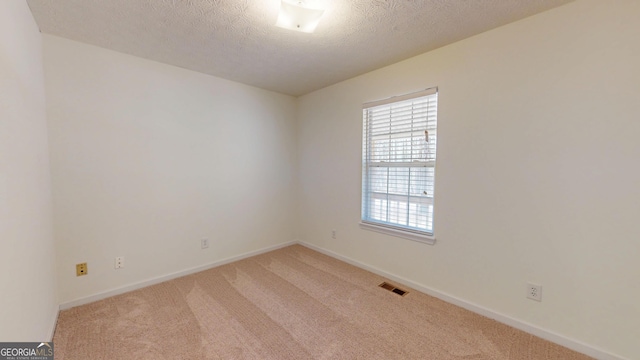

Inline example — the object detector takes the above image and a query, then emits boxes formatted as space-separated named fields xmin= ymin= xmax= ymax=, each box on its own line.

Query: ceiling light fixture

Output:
xmin=275 ymin=0 xmax=325 ymax=33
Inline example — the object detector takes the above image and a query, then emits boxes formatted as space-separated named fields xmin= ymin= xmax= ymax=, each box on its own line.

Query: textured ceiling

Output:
xmin=27 ymin=0 xmax=574 ymax=96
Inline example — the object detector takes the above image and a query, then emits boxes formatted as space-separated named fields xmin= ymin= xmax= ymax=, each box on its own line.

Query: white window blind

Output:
xmin=361 ymin=88 xmax=438 ymax=240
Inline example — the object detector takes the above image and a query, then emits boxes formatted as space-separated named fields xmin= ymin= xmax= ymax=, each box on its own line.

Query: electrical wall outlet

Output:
xmin=115 ymin=257 xmax=124 ymax=269
xmin=331 ymin=230 xmax=336 ymax=239
xmin=201 ymin=239 xmax=209 ymax=249
xmin=76 ymin=263 xmax=87 ymax=276
xmin=527 ymin=283 xmax=542 ymax=301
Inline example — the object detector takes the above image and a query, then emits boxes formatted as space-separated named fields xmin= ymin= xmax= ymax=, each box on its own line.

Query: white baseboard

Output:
xmin=298 ymin=241 xmax=628 ymax=360
xmin=59 ymin=241 xmax=296 ymax=310
xmin=55 ymin=239 xmax=627 ymax=360
xmin=47 ymin=307 xmax=59 ymax=341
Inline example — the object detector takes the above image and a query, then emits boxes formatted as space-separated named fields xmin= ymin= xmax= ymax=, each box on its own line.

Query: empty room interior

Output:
xmin=1 ymin=0 xmax=639 ymax=359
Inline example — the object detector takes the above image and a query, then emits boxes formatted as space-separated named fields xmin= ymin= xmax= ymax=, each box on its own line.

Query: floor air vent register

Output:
xmin=379 ymin=282 xmax=408 ymax=296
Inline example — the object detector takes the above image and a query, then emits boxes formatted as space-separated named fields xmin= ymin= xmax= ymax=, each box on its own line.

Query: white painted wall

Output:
xmin=43 ymin=35 xmax=298 ymax=304
xmin=297 ymin=0 xmax=640 ymax=358
xmin=0 ymin=1 xmax=58 ymax=341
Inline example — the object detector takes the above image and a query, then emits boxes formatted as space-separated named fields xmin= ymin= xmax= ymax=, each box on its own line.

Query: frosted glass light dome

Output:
xmin=275 ymin=0 xmax=325 ymax=33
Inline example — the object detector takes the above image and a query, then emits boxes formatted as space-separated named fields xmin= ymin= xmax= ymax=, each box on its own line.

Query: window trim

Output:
xmin=359 ymin=221 xmax=436 ymax=245
xmin=363 ymin=88 xmax=437 ymax=109
xmin=361 ymin=87 xmax=438 ymax=245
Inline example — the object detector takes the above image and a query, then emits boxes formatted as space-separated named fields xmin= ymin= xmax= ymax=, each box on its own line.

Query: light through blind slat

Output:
xmin=362 ymin=88 xmax=438 ymax=236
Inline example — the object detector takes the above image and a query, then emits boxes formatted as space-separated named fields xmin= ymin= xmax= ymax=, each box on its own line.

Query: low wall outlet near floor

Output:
xmin=115 ymin=257 xmax=124 ymax=269
xmin=76 ymin=263 xmax=87 ymax=276
xmin=527 ymin=283 xmax=542 ymax=301
xmin=201 ymin=239 xmax=209 ymax=249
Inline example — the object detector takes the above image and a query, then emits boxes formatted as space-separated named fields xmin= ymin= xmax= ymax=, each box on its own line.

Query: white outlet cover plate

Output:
xmin=527 ymin=283 xmax=542 ymax=301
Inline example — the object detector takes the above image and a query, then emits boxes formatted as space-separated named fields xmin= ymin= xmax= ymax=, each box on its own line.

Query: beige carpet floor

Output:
xmin=53 ymin=244 xmax=593 ymax=359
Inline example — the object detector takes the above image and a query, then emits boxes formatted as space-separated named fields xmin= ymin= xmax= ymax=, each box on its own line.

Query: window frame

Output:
xmin=360 ymin=88 xmax=438 ymax=245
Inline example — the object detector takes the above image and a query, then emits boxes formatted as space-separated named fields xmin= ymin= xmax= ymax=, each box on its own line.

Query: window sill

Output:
xmin=359 ymin=222 xmax=436 ymax=245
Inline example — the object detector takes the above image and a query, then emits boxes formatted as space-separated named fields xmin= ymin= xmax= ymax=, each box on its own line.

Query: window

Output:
xmin=361 ymin=88 xmax=438 ymax=244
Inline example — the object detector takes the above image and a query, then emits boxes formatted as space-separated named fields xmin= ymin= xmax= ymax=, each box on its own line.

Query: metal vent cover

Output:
xmin=379 ymin=282 xmax=408 ymax=296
